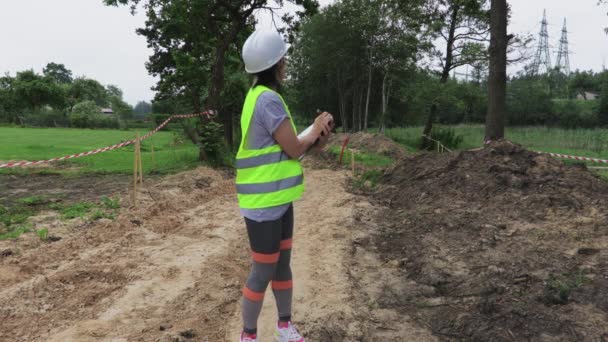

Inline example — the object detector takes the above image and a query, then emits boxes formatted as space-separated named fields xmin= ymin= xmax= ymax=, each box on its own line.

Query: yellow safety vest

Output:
xmin=235 ymin=85 xmax=305 ymax=209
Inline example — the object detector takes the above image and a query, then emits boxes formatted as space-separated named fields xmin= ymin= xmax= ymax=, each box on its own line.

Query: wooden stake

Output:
xmin=351 ymin=149 xmax=356 ymax=175
xmin=132 ymin=134 xmax=139 ymax=207
xmin=151 ymin=143 xmax=156 ymax=172
xmin=137 ymin=135 xmax=143 ymax=184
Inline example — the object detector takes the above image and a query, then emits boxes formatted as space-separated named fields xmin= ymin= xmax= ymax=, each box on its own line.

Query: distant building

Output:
xmin=576 ymin=92 xmax=599 ymax=101
xmin=101 ymin=108 xmax=114 ymax=115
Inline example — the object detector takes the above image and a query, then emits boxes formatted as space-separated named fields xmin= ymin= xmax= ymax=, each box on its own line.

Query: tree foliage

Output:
xmin=43 ymin=62 xmax=73 ymax=84
xmin=421 ymin=0 xmax=490 ymax=147
xmin=0 ymin=63 xmax=133 ymax=128
xmin=289 ymin=0 xmax=428 ymax=132
xmin=104 ymin=0 xmax=318 ymax=157
xmin=134 ymin=101 xmax=152 ymax=119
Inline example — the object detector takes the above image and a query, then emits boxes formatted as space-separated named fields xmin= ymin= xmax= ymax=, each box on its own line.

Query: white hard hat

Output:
xmin=242 ymin=29 xmax=288 ymax=74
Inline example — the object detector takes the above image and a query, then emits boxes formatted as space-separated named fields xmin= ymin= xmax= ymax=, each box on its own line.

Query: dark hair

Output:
xmin=253 ymin=62 xmax=281 ymax=91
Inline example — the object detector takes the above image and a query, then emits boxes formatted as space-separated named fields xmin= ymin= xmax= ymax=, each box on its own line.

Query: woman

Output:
xmin=236 ymin=29 xmax=333 ymax=342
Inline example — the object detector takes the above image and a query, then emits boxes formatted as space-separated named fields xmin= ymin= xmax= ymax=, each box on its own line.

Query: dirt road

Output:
xmin=0 ymin=166 xmax=433 ymax=341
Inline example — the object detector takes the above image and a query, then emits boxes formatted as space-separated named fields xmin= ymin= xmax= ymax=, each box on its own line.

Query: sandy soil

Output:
xmin=0 ymin=164 xmax=432 ymax=341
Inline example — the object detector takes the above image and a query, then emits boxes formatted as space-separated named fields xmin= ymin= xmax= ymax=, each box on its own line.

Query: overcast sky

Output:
xmin=0 ymin=0 xmax=607 ymax=105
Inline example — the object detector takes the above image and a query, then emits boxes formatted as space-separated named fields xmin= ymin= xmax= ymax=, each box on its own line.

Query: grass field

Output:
xmin=4 ymin=125 xmax=608 ymax=176
xmin=0 ymin=127 xmax=199 ymax=174
xmin=386 ymin=124 xmax=608 ymax=159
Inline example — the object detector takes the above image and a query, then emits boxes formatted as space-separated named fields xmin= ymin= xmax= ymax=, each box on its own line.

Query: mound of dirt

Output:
xmin=368 ymin=141 xmax=608 ymax=340
xmin=329 ymin=132 xmax=408 ymax=159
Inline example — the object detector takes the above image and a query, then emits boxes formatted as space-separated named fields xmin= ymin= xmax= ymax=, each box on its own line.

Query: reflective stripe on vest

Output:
xmin=235 ymin=85 xmax=304 ymax=209
xmin=236 ymin=175 xmax=304 ymax=194
xmin=235 ymin=151 xmax=291 ymax=169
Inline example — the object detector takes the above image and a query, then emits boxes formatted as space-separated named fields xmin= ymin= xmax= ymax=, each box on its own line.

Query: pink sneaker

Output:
xmin=240 ymin=332 xmax=257 ymax=342
xmin=274 ymin=321 xmax=305 ymax=342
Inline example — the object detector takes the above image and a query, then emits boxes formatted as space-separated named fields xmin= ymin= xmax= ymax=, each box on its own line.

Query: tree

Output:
xmin=13 ymin=70 xmax=66 ymax=111
xmin=289 ymin=0 xmax=427 ymax=132
xmin=599 ymin=78 xmax=608 ymax=126
xmin=105 ymin=84 xmax=133 ymax=119
xmin=506 ymin=74 xmax=552 ymax=125
xmin=67 ymin=78 xmax=108 ymax=109
xmin=569 ymin=71 xmax=599 ymax=99
xmin=106 ymin=84 xmax=123 ymax=99
xmin=485 ymin=0 xmax=508 ymax=141
xmin=104 ymin=0 xmax=318 ymax=157
xmin=43 ymin=63 xmax=73 ymax=84
xmin=133 ymin=101 xmax=152 ymax=118
xmin=72 ymin=100 xmax=100 ymax=115
xmin=71 ymin=100 xmax=101 ymax=128
xmin=421 ymin=0 xmax=490 ymax=148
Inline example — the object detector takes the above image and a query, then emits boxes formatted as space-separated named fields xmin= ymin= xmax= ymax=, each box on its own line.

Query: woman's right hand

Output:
xmin=273 ymin=111 xmax=334 ymax=160
xmin=313 ymin=112 xmax=333 ymax=137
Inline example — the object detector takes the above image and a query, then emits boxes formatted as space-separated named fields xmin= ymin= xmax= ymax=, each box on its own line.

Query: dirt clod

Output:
xmin=47 ymin=236 xmax=62 ymax=242
xmin=179 ymin=329 xmax=195 ymax=339
xmin=0 ymin=249 xmax=13 ymax=258
xmin=159 ymin=324 xmax=173 ymax=331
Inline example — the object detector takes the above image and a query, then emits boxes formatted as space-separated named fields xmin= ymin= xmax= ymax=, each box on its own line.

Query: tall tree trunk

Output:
xmin=364 ymin=57 xmax=372 ymax=131
xmin=351 ymin=88 xmax=357 ymax=133
xmin=421 ymin=4 xmax=460 ymax=149
xmin=182 ymin=91 xmax=206 ymax=159
xmin=339 ymin=94 xmax=347 ymax=132
xmin=485 ymin=0 xmax=508 ymax=141
xmin=337 ymin=70 xmax=348 ymax=132
xmin=380 ymin=73 xmax=389 ymax=133
xmin=358 ymin=88 xmax=364 ymax=131
xmin=205 ymin=21 xmax=241 ymax=151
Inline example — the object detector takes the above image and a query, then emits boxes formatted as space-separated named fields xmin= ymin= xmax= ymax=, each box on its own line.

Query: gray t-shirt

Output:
xmin=240 ymin=90 xmax=292 ymax=222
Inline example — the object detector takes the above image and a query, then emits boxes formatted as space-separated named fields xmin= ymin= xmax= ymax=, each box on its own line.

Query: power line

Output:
xmin=530 ymin=9 xmax=552 ymax=75
xmin=556 ymin=18 xmax=571 ymax=75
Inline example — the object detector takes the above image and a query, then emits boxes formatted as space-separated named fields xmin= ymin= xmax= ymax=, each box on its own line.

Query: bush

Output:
xmin=72 ymin=101 xmax=99 ymax=116
xmin=199 ymin=121 xmax=228 ymax=166
xmin=90 ymin=115 xmax=119 ymax=129
xmin=553 ymin=100 xmax=599 ymax=129
xmin=425 ymin=126 xmax=463 ymax=150
xmin=24 ymin=109 xmax=70 ymax=127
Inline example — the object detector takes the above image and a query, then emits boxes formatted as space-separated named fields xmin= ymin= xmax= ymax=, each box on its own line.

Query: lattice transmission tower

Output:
xmin=530 ymin=10 xmax=552 ymax=75
xmin=555 ymin=18 xmax=571 ymax=75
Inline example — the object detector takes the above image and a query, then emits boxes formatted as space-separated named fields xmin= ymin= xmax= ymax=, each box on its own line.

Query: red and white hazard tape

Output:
xmin=535 ymin=151 xmax=608 ymax=164
xmin=0 ymin=111 xmax=217 ymax=169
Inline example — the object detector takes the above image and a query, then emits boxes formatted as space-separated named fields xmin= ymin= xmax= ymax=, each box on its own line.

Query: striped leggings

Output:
xmin=242 ymin=205 xmax=294 ymax=334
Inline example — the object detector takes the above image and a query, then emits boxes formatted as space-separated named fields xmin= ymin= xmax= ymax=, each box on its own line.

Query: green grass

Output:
xmin=353 ymin=169 xmax=384 ymax=189
xmin=17 ymin=195 xmax=49 ymax=206
xmin=100 ymin=196 xmax=120 ymax=210
xmin=0 ymin=205 xmax=33 ymax=227
xmin=544 ymin=271 xmax=590 ymax=305
xmin=59 ymin=202 xmax=94 ymax=219
xmin=36 ymin=228 xmax=49 ymax=241
xmin=0 ymin=127 xmax=199 ymax=174
xmin=328 ymin=146 xmax=393 ymax=167
xmin=1 ymin=195 xmax=122 ymax=241
xmin=386 ymin=124 xmax=608 ymax=161
xmin=90 ymin=210 xmax=115 ymax=220
xmin=0 ymin=226 xmax=31 ymax=240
